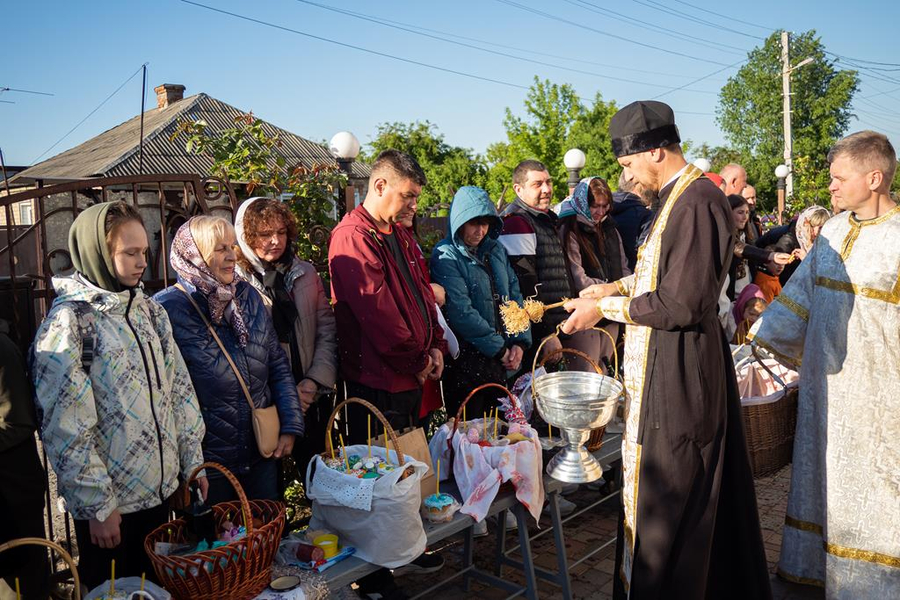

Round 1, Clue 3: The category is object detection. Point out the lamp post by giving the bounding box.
[329,131,361,217]
[780,31,814,200]
[564,148,586,195]
[692,158,712,173]
[775,164,790,225]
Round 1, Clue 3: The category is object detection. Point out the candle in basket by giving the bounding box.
[436,460,440,496]
[463,405,466,429]
[494,409,499,439]
[140,572,145,592]
[368,415,372,459]
[14,577,19,600]
[110,559,115,597]
[339,433,350,471]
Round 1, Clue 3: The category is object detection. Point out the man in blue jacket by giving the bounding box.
[611,170,653,272]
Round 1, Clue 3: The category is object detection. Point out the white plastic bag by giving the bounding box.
[85,577,171,599]
[306,444,428,568]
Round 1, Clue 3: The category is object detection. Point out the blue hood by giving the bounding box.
[447,186,503,251]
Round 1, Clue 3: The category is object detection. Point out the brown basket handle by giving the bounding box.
[0,537,81,600]
[530,324,621,400]
[447,383,518,455]
[185,462,254,536]
[323,397,405,467]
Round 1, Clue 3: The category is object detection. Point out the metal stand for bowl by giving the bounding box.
[531,327,624,483]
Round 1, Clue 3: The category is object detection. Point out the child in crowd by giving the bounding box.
[731,284,769,345]
[31,202,206,589]
[753,246,785,303]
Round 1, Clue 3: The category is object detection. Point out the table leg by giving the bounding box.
[462,523,474,593]
[548,491,573,600]
[513,503,539,600]
[495,509,508,577]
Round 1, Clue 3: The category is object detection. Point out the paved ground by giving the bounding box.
[393,465,824,600]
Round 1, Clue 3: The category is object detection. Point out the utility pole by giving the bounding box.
[781,30,794,199]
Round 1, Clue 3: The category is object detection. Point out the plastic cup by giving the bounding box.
[313,534,339,559]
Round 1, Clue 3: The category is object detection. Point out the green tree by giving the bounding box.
[486,78,620,206]
[173,113,346,266]
[363,121,487,215]
[717,30,859,210]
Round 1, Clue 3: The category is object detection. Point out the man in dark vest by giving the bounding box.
[498,160,574,366]
[562,101,771,600]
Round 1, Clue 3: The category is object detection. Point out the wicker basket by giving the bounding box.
[144,462,286,600]
[742,386,798,478]
[0,537,81,599]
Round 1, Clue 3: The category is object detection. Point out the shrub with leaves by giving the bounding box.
[173,113,347,267]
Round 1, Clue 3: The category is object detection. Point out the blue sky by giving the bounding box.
[3,0,899,167]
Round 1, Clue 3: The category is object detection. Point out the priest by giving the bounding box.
[750,130,900,598]
[562,100,771,599]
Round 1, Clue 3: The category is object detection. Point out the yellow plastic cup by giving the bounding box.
[313,534,339,559]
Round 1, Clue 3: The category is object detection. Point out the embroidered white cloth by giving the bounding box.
[430,419,543,524]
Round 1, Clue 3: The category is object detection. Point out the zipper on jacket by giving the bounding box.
[124,290,166,502]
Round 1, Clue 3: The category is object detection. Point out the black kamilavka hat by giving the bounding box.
[609,100,681,157]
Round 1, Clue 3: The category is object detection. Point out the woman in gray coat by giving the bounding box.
[234,197,338,477]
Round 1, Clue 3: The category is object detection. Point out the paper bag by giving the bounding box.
[373,426,435,504]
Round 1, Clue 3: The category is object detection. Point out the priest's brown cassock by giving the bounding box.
[598,164,772,599]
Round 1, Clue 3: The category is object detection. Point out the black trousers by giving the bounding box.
[342,381,422,445]
[0,437,49,600]
[73,503,170,591]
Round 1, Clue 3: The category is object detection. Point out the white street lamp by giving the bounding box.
[329,131,361,216]
[564,148,587,192]
[693,158,712,173]
[775,164,790,225]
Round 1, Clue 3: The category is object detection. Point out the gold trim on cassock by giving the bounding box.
[775,294,810,321]
[826,542,900,569]
[815,276,900,304]
[748,333,803,369]
[618,165,703,591]
[785,514,823,535]
[839,224,862,261]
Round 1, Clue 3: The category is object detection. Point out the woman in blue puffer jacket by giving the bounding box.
[155,216,303,504]
[430,186,531,417]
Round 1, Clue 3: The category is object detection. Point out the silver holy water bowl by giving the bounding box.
[534,371,623,483]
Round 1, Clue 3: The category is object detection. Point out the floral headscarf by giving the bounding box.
[170,219,250,347]
[557,177,600,225]
[795,205,829,254]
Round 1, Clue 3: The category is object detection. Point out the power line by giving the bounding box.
[562,0,750,55]
[492,0,733,67]
[32,63,148,163]
[652,59,746,99]
[180,0,534,92]
[293,0,720,94]
[181,1,712,121]
[366,11,705,80]
[628,0,766,42]
[665,0,776,33]
[0,87,54,96]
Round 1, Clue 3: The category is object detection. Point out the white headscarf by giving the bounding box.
[234,196,269,275]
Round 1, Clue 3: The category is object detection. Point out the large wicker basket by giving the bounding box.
[0,537,81,599]
[144,462,286,600]
[742,386,799,478]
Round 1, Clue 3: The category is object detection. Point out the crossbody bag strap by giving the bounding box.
[175,283,256,412]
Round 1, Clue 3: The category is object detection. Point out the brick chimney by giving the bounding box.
[154,84,186,110]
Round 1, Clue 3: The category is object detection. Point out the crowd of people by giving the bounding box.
[0,98,896,600]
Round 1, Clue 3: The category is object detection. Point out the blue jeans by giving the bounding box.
[205,458,278,505]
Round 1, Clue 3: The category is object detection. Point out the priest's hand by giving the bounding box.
[579,282,619,300]
[561,298,603,334]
